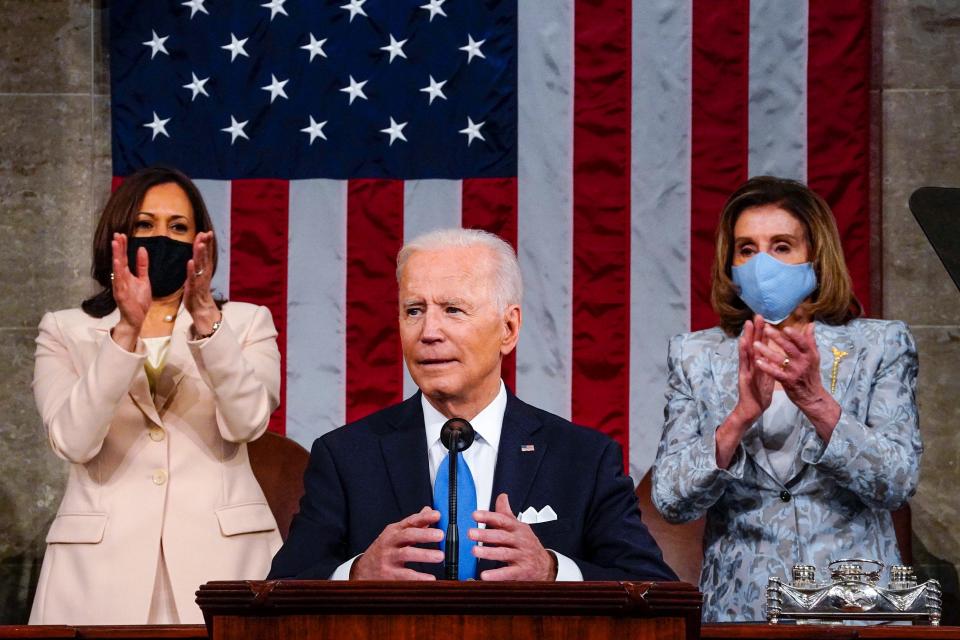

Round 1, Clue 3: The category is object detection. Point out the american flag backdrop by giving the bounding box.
[110,0,873,481]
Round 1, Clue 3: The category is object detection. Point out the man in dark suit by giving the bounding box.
[269,228,676,582]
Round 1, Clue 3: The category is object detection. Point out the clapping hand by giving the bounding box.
[110,233,151,350]
[752,323,841,437]
[183,231,221,335]
[733,315,775,424]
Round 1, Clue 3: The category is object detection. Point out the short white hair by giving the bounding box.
[396,228,523,311]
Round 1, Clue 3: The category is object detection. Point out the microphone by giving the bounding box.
[439,417,475,580]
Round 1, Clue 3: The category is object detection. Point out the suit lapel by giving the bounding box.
[780,322,862,484]
[380,394,434,518]
[814,321,861,403]
[490,394,546,513]
[478,394,546,577]
[152,307,193,413]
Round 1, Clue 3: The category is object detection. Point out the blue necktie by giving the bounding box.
[433,453,478,580]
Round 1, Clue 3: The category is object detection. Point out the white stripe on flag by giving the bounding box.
[402,179,463,400]
[630,0,693,479]
[194,179,232,299]
[748,0,808,181]
[286,179,348,448]
[515,0,573,420]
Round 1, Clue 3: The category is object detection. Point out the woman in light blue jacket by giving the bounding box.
[652,176,921,622]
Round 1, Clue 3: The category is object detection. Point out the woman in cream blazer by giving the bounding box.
[29,167,281,625]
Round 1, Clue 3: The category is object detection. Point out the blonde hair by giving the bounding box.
[711,176,862,336]
[396,228,523,311]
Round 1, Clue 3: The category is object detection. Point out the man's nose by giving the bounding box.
[419,308,444,342]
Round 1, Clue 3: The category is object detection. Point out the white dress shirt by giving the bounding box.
[332,381,582,581]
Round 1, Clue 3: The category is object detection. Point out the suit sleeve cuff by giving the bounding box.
[330,554,361,580]
[550,550,583,582]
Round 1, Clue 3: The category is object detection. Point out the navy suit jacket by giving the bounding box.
[269,392,677,581]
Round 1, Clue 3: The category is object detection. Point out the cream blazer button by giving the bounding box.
[148,426,165,442]
[152,469,168,485]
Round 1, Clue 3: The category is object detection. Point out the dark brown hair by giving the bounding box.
[81,166,219,317]
[711,176,862,336]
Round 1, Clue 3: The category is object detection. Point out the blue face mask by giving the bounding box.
[731,252,817,324]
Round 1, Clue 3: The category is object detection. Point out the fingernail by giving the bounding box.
[753,342,762,349]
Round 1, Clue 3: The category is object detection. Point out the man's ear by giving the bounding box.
[500,305,522,356]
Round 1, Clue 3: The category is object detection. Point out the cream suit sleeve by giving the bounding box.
[187,303,280,443]
[33,311,147,464]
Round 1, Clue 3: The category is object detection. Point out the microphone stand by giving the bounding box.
[439,417,474,580]
[445,430,460,580]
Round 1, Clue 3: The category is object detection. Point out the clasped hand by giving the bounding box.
[733,314,840,439]
[351,494,556,581]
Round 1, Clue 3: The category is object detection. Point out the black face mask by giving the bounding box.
[127,235,194,298]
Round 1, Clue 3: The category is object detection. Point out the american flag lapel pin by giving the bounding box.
[521,444,535,452]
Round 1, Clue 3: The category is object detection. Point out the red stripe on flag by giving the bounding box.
[461,177,519,393]
[346,179,404,423]
[572,0,631,468]
[690,1,750,331]
[807,0,872,316]
[229,179,289,435]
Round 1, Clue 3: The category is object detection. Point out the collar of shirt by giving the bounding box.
[422,381,507,513]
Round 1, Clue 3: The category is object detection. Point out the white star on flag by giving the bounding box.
[221,116,249,144]
[301,34,328,61]
[261,0,288,20]
[420,0,447,21]
[341,0,367,22]
[301,116,328,144]
[261,74,289,103]
[380,117,408,146]
[142,31,169,59]
[380,35,408,63]
[460,35,486,63]
[420,75,447,105]
[143,111,170,140]
[459,117,485,146]
[183,73,210,100]
[182,0,208,19]
[340,75,368,105]
[222,33,250,62]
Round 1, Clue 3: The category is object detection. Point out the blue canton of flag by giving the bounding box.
[110,0,518,180]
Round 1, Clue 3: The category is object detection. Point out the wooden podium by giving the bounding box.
[196,580,702,640]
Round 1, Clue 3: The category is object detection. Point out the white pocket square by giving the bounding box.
[518,505,558,524]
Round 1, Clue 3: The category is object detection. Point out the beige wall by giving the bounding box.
[0,0,111,621]
[880,1,960,620]
[0,0,957,624]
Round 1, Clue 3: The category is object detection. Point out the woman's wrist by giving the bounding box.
[193,307,223,340]
[191,305,221,336]
[111,320,141,352]
[716,410,752,469]
[799,389,841,439]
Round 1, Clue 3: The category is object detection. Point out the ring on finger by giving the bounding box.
[194,268,205,277]
[780,357,790,371]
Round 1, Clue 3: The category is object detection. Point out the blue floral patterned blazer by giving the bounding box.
[651,319,922,622]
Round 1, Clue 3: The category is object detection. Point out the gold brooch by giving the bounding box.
[830,346,849,393]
